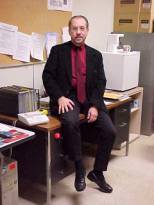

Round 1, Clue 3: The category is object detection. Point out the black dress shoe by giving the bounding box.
[87,171,113,193]
[74,173,86,192]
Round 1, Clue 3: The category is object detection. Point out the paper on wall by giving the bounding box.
[31,32,45,61]
[0,22,18,55]
[45,32,58,58]
[13,32,31,62]
[62,26,70,43]
[47,0,72,11]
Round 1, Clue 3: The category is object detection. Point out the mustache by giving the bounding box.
[75,35,83,38]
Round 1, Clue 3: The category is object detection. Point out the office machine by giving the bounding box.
[106,33,124,52]
[0,85,39,116]
[103,33,140,91]
[18,111,49,126]
[102,51,140,91]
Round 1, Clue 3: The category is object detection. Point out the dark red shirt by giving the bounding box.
[71,44,86,89]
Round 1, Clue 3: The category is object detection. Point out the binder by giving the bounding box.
[0,85,39,116]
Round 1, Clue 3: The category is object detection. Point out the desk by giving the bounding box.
[0,114,86,205]
[0,123,35,152]
[0,87,143,205]
[0,123,35,179]
[0,98,131,205]
[0,123,35,204]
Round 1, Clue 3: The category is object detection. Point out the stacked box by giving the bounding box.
[139,0,154,32]
[114,0,141,32]
[0,157,18,205]
[114,0,154,32]
[138,11,154,32]
[114,0,141,13]
[114,12,140,32]
[140,0,154,13]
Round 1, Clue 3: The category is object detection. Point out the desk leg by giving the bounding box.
[46,130,52,205]
[126,134,129,156]
[0,152,4,176]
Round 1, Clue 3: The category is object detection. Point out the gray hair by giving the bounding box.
[68,15,89,29]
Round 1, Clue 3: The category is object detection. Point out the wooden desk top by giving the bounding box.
[0,97,132,133]
[36,114,86,132]
[1,86,144,133]
[0,86,143,133]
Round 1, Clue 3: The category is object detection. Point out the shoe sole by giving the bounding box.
[87,174,112,193]
[75,184,86,192]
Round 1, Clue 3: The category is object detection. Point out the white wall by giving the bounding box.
[72,0,115,52]
[0,63,45,95]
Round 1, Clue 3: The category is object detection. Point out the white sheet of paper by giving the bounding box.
[47,0,72,11]
[0,22,18,55]
[45,32,58,58]
[62,26,70,43]
[31,32,45,61]
[0,22,18,32]
[0,123,11,132]
[13,32,31,62]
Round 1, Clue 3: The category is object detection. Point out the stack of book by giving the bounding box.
[0,85,39,116]
[104,91,124,100]
[103,90,129,101]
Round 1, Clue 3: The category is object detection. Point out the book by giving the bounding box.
[0,123,35,147]
[104,91,126,100]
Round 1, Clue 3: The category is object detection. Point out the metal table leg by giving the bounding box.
[45,130,52,205]
[126,134,129,156]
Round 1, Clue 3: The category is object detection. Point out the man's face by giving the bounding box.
[69,17,89,47]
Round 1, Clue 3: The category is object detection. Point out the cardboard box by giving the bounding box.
[114,0,141,13]
[0,157,18,205]
[138,12,154,32]
[140,0,154,13]
[114,12,140,32]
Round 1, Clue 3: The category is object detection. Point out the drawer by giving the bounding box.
[110,102,131,146]
[115,121,129,144]
[110,102,131,124]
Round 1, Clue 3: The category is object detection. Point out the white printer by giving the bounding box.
[102,34,140,91]
[102,51,140,91]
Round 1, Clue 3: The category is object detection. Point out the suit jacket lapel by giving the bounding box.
[86,45,93,86]
[64,42,72,85]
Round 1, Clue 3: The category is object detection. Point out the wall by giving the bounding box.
[0,63,45,95]
[72,0,115,51]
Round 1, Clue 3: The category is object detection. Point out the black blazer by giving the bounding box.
[42,41,107,112]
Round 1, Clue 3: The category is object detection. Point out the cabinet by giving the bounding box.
[110,101,131,153]
[110,87,143,146]
[81,87,143,155]
[127,87,143,138]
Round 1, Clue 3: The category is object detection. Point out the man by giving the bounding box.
[42,15,116,193]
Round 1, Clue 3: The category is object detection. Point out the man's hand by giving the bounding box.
[58,96,75,114]
[87,107,98,123]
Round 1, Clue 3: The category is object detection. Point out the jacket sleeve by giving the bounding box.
[42,46,63,101]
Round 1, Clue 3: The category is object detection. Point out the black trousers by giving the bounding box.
[59,98,116,172]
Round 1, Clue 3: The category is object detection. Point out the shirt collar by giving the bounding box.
[71,42,85,51]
